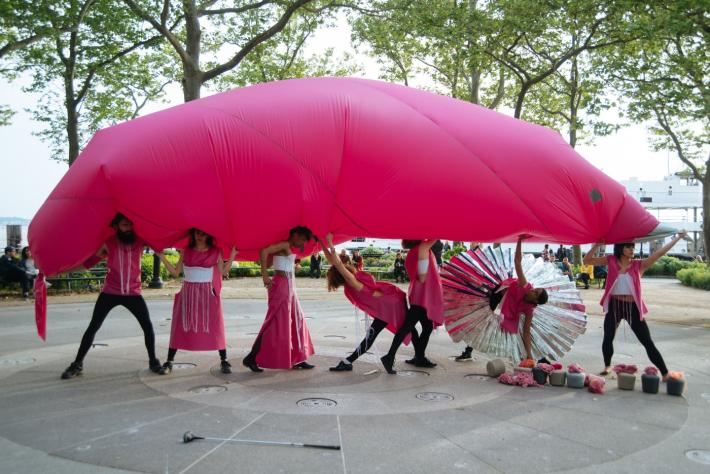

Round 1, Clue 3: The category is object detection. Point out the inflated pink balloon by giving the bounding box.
[30,77,657,276]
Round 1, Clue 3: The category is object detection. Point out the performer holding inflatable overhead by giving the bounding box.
[242,226,315,372]
[61,213,161,379]
[156,229,237,375]
[321,234,414,371]
[583,233,686,381]
[381,239,443,374]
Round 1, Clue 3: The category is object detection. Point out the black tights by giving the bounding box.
[75,293,156,364]
[602,299,668,375]
[345,318,421,363]
[166,348,227,362]
[385,305,433,359]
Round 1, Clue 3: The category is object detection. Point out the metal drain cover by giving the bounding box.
[173,363,197,370]
[91,343,109,349]
[397,370,430,377]
[324,335,346,339]
[686,450,710,465]
[297,398,337,408]
[464,374,488,381]
[416,392,454,402]
[189,385,227,394]
[0,356,35,367]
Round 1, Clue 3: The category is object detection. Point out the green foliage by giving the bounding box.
[443,246,467,262]
[677,267,710,291]
[140,253,179,282]
[643,256,703,277]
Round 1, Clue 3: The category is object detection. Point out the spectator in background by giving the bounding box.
[20,246,39,289]
[0,246,30,298]
[431,239,444,268]
[560,257,573,281]
[352,249,364,271]
[694,255,704,263]
[339,249,351,264]
[443,241,451,252]
[393,252,406,282]
[309,252,322,278]
[542,244,550,262]
[556,244,565,261]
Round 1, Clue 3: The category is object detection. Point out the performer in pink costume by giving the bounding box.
[242,226,315,372]
[157,229,237,375]
[61,213,161,379]
[321,234,412,372]
[380,239,443,374]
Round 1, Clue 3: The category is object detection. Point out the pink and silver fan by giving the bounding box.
[441,246,587,361]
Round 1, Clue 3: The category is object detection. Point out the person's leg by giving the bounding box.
[600,307,619,375]
[122,296,160,371]
[412,307,433,360]
[7,267,30,297]
[629,306,669,377]
[522,313,534,360]
[62,293,116,379]
[243,334,264,372]
[381,306,419,374]
[159,348,178,375]
[456,345,473,361]
[218,348,231,374]
[346,318,388,363]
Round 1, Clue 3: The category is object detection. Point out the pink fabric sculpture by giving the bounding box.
[28,77,660,337]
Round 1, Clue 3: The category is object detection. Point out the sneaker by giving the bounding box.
[329,361,353,372]
[220,360,232,374]
[158,361,172,375]
[149,359,162,373]
[61,362,83,380]
[455,347,473,361]
[292,361,315,370]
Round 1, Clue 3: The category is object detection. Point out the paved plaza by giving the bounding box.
[0,279,709,473]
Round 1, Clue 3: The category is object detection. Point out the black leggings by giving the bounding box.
[74,293,157,364]
[602,299,668,375]
[345,318,421,363]
[167,348,227,362]
[385,305,433,359]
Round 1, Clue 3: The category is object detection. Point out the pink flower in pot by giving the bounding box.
[613,364,638,390]
[642,366,661,394]
[587,375,606,394]
[666,371,686,396]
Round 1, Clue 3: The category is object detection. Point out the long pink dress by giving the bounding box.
[344,271,409,339]
[169,247,226,351]
[255,254,314,369]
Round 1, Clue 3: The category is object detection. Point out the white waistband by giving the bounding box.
[183,266,213,283]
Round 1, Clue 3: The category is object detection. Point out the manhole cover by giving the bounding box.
[416,392,454,402]
[173,363,197,370]
[297,398,337,408]
[91,343,109,349]
[245,332,259,336]
[464,374,488,380]
[324,335,346,339]
[701,393,710,401]
[397,370,430,378]
[686,450,710,465]
[0,356,35,367]
[189,385,227,394]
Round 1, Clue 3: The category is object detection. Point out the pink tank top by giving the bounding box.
[103,236,144,296]
[600,255,648,319]
[405,244,444,326]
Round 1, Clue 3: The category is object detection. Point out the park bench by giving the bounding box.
[46,266,108,292]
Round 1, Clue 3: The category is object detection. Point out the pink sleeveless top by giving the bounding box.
[103,236,144,296]
[600,255,647,319]
[500,279,536,333]
[405,244,444,326]
[344,272,405,318]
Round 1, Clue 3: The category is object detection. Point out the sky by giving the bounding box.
[0,13,688,220]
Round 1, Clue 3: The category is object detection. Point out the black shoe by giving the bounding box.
[220,360,232,374]
[537,357,551,365]
[61,362,82,380]
[412,357,437,368]
[158,361,172,375]
[293,361,315,370]
[329,361,353,372]
[380,354,396,374]
[149,358,162,373]
[242,355,263,373]
[456,347,473,361]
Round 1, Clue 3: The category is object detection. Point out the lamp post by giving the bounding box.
[149,253,163,289]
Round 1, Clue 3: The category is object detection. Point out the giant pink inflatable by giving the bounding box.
[30,77,658,276]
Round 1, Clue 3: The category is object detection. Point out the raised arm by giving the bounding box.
[515,235,527,287]
[418,239,436,260]
[322,234,363,291]
[158,251,183,278]
[583,242,607,266]
[641,232,687,272]
[260,241,290,289]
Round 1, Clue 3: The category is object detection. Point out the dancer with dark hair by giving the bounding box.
[61,213,161,379]
[156,229,237,375]
[584,232,686,380]
[380,239,443,374]
[242,226,315,372]
[321,234,413,371]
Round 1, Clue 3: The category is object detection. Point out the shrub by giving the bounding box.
[141,253,179,282]
[676,267,710,290]
[645,256,704,277]
[443,245,467,262]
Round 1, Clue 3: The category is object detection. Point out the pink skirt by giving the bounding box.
[169,282,226,351]
[255,275,314,369]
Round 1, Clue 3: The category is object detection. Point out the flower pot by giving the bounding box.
[486,359,506,377]
[532,367,548,385]
[617,373,636,391]
[566,372,585,388]
[513,366,532,375]
[549,370,567,386]
[641,374,660,394]
[666,378,685,396]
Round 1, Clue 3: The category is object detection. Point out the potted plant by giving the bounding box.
[532,363,553,385]
[549,362,566,386]
[641,366,660,394]
[587,375,605,394]
[486,358,506,377]
[566,363,585,388]
[666,371,686,396]
[514,358,535,375]
[613,364,638,390]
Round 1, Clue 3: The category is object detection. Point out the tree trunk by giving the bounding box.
[182,0,202,102]
[703,169,710,267]
[66,97,80,165]
[513,83,528,118]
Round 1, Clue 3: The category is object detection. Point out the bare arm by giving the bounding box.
[583,243,607,266]
[219,247,238,277]
[260,241,290,289]
[158,251,182,278]
[641,232,687,272]
[515,236,527,287]
[322,234,363,291]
